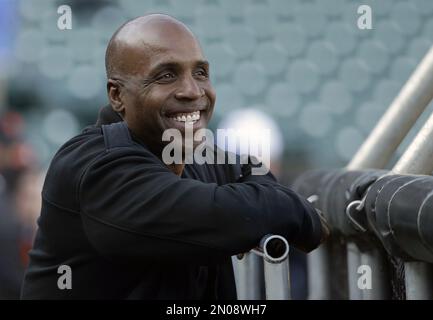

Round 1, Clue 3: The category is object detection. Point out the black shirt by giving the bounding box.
[21,106,323,299]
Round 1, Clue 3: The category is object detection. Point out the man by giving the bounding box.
[21,14,329,299]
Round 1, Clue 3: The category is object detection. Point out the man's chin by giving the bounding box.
[159,129,211,164]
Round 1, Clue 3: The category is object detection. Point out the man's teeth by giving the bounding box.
[171,111,201,122]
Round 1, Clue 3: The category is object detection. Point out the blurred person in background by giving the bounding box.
[0,112,41,299]
[217,108,309,299]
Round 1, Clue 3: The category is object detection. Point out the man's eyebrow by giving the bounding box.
[150,62,180,73]
[149,60,210,74]
[196,60,209,68]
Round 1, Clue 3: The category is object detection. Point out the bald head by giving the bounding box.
[104,14,215,159]
[105,14,200,79]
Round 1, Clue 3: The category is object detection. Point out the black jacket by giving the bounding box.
[21,106,323,299]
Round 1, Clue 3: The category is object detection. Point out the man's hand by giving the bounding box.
[306,195,330,245]
[294,208,330,253]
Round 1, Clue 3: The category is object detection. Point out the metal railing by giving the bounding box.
[305,45,433,300]
[233,234,290,300]
[233,45,433,301]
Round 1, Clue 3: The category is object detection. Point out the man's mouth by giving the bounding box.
[168,110,201,124]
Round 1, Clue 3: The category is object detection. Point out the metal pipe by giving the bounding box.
[360,243,392,299]
[348,45,433,171]
[307,242,331,299]
[345,45,433,300]
[233,253,264,300]
[404,262,433,300]
[346,245,391,299]
[391,110,433,300]
[305,193,333,300]
[392,112,433,175]
[346,242,363,300]
[252,235,290,300]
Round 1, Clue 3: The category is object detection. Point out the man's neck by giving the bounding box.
[167,163,185,176]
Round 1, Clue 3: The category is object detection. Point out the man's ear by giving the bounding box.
[107,79,125,114]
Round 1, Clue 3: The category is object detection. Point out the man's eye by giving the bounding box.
[195,69,208,78]
[157,72,176,82]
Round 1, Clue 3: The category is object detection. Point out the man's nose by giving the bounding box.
[175,75,204,100]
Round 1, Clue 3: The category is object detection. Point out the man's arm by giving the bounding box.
[79,146,323,266]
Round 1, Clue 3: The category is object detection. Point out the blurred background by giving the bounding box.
[0,0,432,299]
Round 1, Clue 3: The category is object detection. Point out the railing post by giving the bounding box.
[253,235,290,300]
[233,234,290,300]
[404,262,433,300]
[307,242,331,299]
[233,252,264,300]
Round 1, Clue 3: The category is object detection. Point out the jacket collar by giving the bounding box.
[95,105,123,127]
[95,104,158,155]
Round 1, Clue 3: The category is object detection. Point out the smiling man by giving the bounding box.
[104,15,215,175]
[21,14,329,299]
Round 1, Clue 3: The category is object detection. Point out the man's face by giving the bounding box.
[118,29,216,152]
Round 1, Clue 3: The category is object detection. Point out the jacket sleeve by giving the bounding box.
[78,146,323,265]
